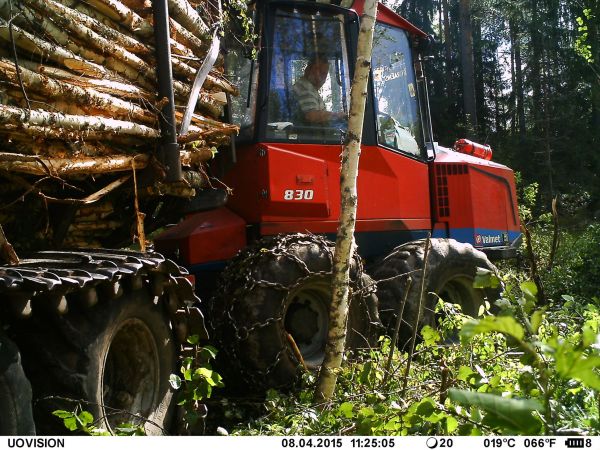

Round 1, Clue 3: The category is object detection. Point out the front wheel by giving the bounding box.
[209,234,379,391]
[371,238,500,348]
[13,288,177,435]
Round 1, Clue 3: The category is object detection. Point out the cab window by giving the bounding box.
[225,47,259,142]
[266,6,351,143]
[372,23,423,156]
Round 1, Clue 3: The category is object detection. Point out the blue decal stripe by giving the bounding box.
[448,228,521,247]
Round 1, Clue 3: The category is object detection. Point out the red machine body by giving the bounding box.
[154,0,521,267]
[431,147,520,248]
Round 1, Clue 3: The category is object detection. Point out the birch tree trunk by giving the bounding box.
[314,0,378,402]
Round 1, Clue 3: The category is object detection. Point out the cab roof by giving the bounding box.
[349,0,428,38]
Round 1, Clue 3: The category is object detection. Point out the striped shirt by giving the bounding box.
[293,77,325,122]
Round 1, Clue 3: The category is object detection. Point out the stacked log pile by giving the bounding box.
[0,0,239,250]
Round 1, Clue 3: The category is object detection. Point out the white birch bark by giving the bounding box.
[3,125,144,145]
[25,0,155,83]
[0,105,159,138]
[314,0,378,402]
[16,7,106,64]
[167,0,210,38]
[0,59,152,123]
[170,18,206,55]
[47,0,150,55]
[0,24,109,78]
[0,152,149,176]
[55,0,132,36]
[85,0,154,36]
[11,61,147,100]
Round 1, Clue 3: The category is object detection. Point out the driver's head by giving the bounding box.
[305,56,329,89]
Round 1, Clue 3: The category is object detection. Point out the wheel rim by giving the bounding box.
[102,318,159,432]
[284,281,330,368]
[438,275,481,316]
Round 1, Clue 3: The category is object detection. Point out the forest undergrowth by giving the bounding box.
[207,185,600,437]
[207,225,600,436]
[54,184,600,436]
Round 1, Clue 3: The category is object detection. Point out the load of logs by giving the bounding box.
[0,0,239,250]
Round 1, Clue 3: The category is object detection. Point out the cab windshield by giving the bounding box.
[266,6,351,143]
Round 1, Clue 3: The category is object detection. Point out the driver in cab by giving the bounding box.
[293,56,347,126]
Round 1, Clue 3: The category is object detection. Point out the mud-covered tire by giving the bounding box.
[12,288,177,435]
[209,234,379,391]
[0,334,35,435]
[371,238,499,349]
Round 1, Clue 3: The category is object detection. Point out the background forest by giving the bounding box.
[397,0,599,219]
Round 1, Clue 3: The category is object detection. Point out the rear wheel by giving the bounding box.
[0,334,35,435]
[209,234,379,391]
[371,239,499,349]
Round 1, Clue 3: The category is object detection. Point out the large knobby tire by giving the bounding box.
[209,234,379,391]
[371,238,499,349]
[12,288,177,435]
[0,334,35,435]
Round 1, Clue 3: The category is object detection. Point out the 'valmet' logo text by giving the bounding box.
[475,234,502,245]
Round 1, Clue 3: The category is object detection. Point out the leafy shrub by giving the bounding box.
[220,272,599,436]
[533,223,600,301]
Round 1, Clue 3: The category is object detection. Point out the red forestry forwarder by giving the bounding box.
[0,0,521,436]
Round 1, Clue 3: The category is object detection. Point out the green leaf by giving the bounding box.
[200,345,219,360]
[530,310,545,334]
[52,410,74,419]
[555,345,600,390]
[415,398,436,417]
[520,281,538,303]
[358,406,375,418]
[169,374,182,390]
[64,417,78,431]
[186,335,200,345]
[114,423,145,436]
[211,371,225,389]
[445,416,459,433]
[461,316,525,343]
[52,409,82,431]
[359,361,373,385]
[337,402,354,418]
[582,327,598,348]
[473,268,500,289]
[383,416,400,431]
[457,366,475,382]
[448,389,543,434]
[78,411,94,426]
[421,326,440,346]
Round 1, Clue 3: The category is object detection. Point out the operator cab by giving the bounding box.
[226,0,430,155]
[218,0,521,260]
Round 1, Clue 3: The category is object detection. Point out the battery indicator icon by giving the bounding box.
[565,438,585,448]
